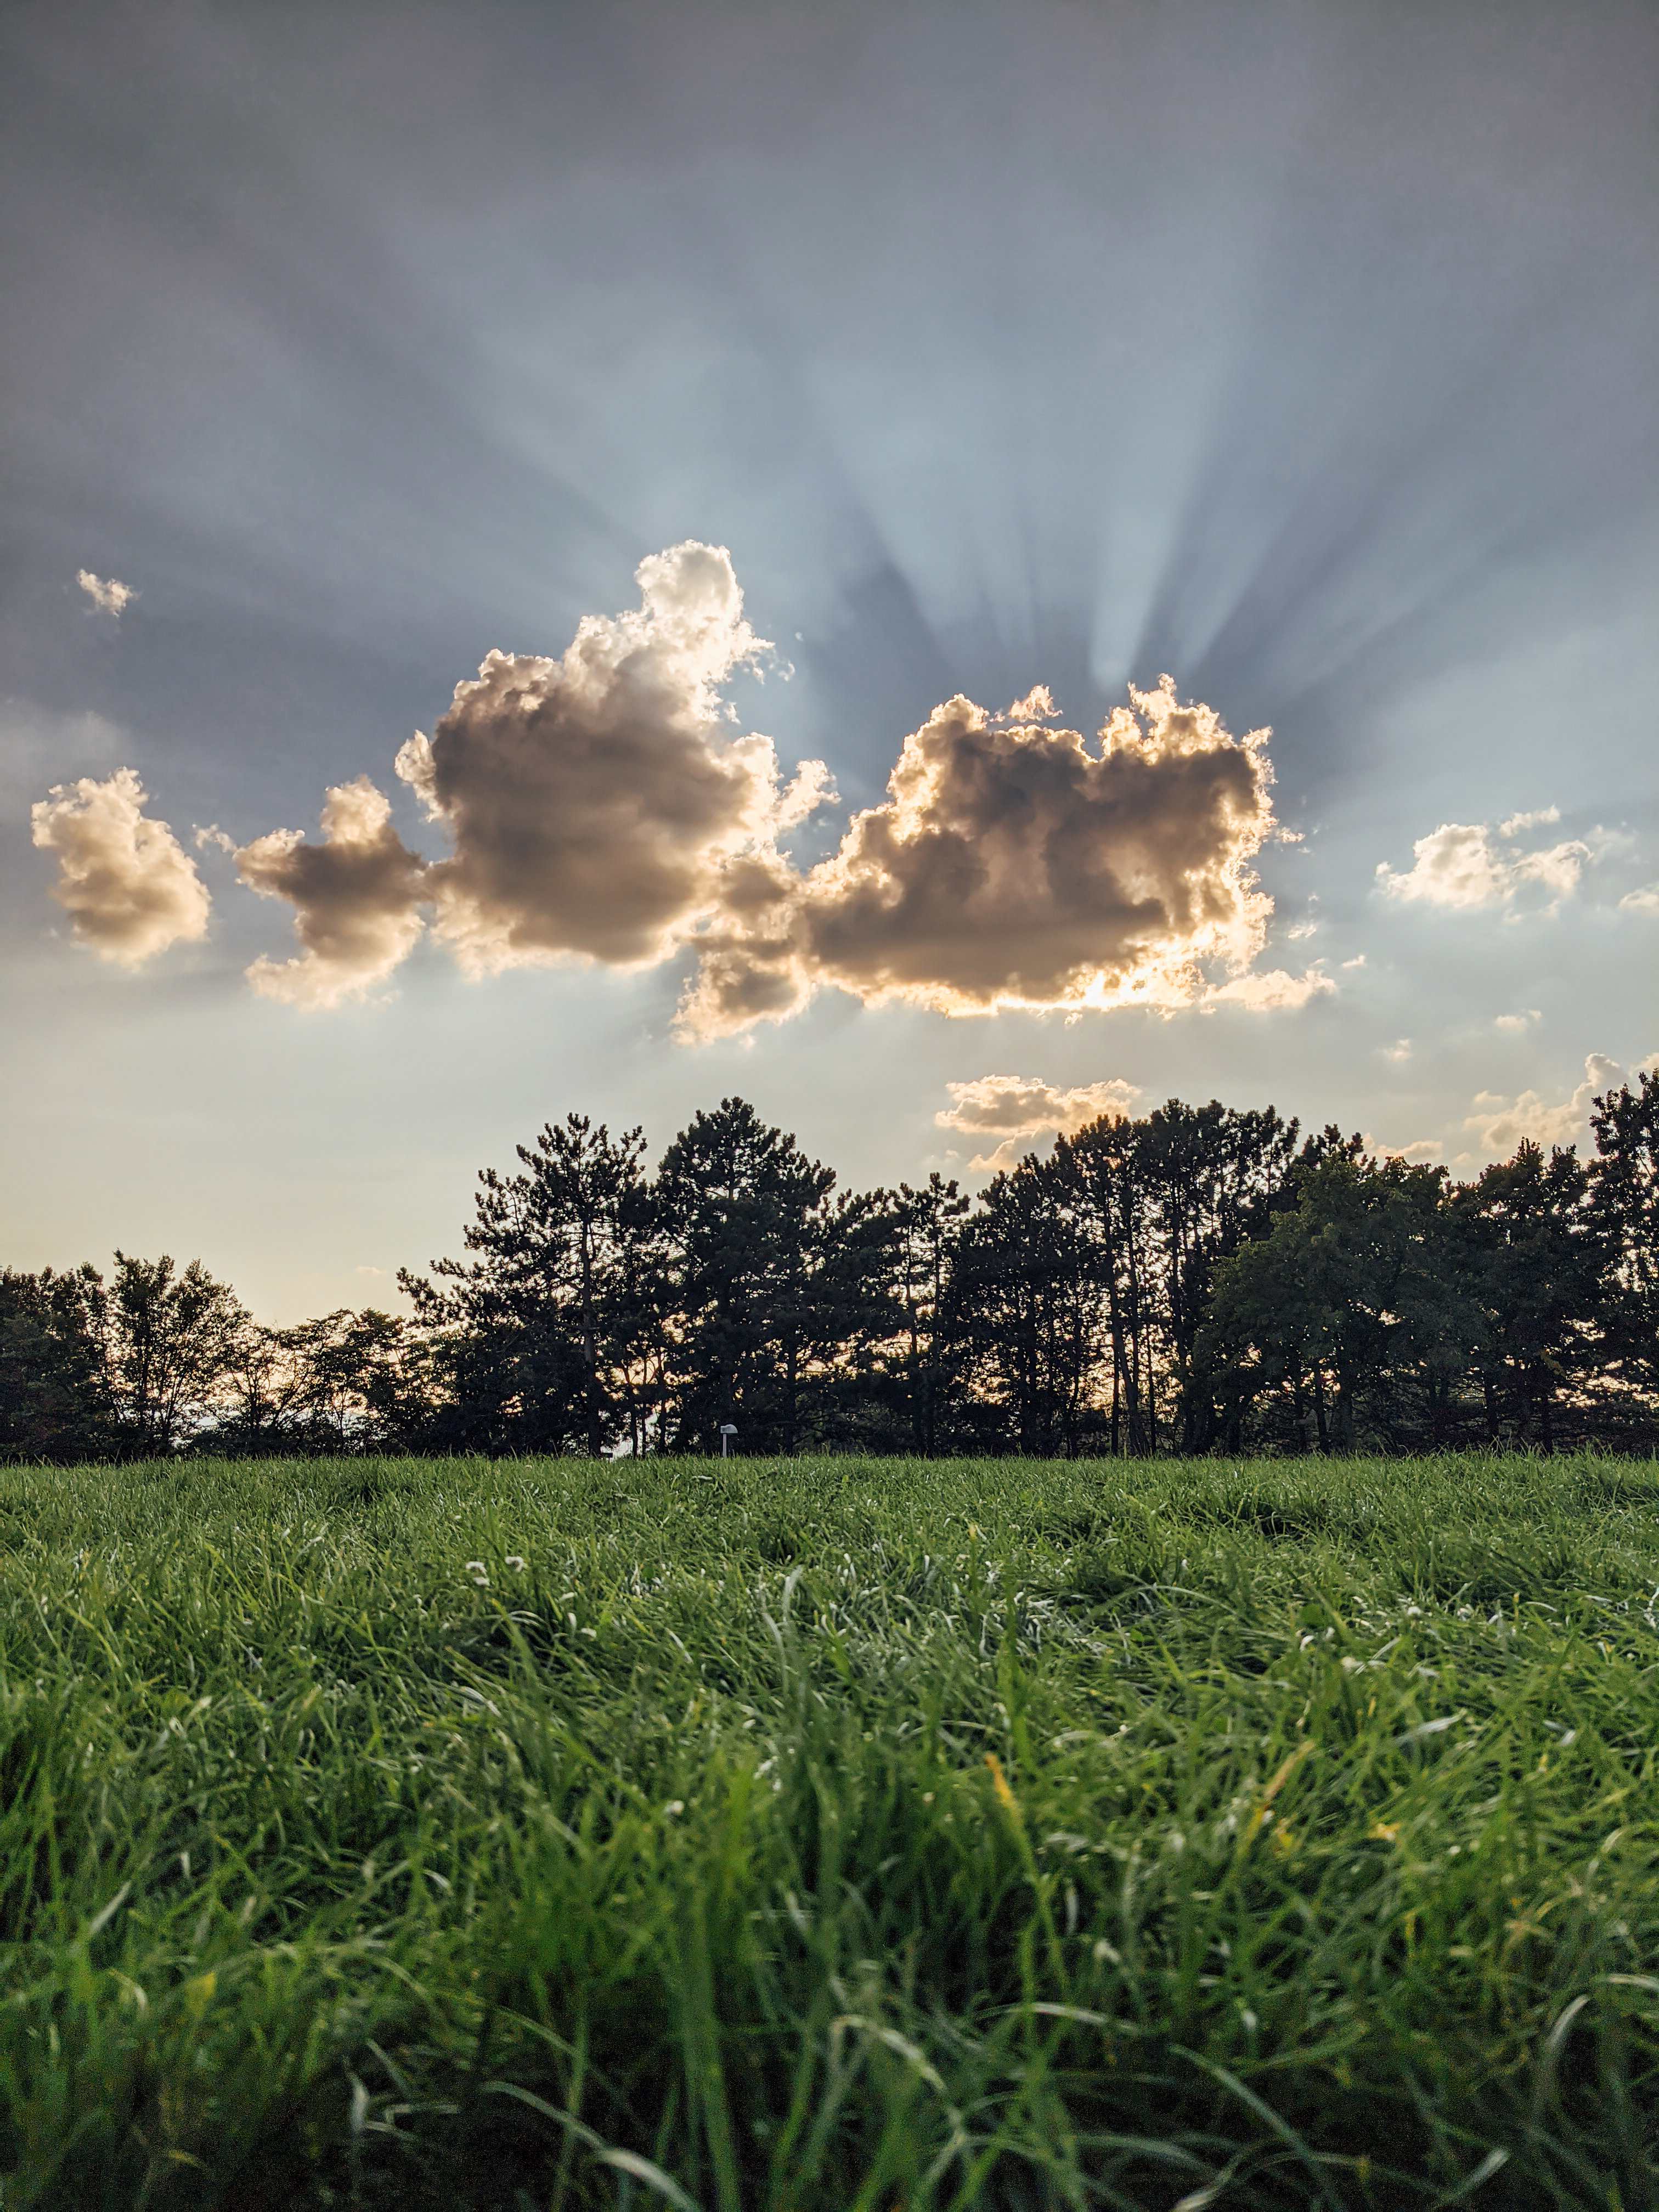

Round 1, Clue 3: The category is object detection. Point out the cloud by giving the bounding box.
[937,1072,1142,1171]
[396,541,830,976]
[1465,1052,1628,1156]
[150,546,1308,1033]
[1494,1008,1542,1032]
[679,674,1287,1037]
[77,569,134,616]
[991,685,1063,724]
[236,776,428,1006]
[30,767,210,964]
[1364,1133,1442,1163]
[1200,963,1333,1012]
[1376,812,1588,910]
[1620,884,1659,916]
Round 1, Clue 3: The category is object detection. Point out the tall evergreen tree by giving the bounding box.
[1451,1141,1602,1451]
[883,1175,971,1454]
[0,1265,112,1462]
[402,1115,647,1453]
[1134,1100,1301,1449]
[653,1098,838,1453]
[951,1158,1098,1455]
[1589,1069,1659,1407]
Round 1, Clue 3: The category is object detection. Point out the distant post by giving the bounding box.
[720,1423,737,1459]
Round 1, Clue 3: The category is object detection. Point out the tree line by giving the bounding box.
[4,1075,1656,1462]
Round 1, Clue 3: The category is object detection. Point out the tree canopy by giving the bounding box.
[5,1077,1655,1460]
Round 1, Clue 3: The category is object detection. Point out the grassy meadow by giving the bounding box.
[0,1452,1655,2210]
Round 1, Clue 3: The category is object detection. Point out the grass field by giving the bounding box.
[0,1453,1655,2210]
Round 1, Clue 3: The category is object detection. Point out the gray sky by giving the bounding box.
[4,0,1656,1319]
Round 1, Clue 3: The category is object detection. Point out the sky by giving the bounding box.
[3,0,1656,1323]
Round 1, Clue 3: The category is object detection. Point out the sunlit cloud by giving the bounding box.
[69,548,1333,1037]
[30,767,210,964]
[397,541,830,977]
[1620,883,1659,916]
[1376,809,1588,910]
[1363,1132,1442,1163]
[680,673,1294,1037]
[76,568,135,616]
[936,1073,1142,1171]
[989,685,1063,725]
[1199,963,1332,1012]
[1465,1051,1626,1156]
[1494,1008,1542,1032]
[236,776,428,1006]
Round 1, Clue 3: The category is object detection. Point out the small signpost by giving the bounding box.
[719,1424,738,1459]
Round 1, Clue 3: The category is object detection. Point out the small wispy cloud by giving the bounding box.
[1466,1052,1626,1156]
[1376,810,1588,911]
[1494,1008,1542,1033]
[936,1073,1141,1171]
[1199,964,1333,1012]
[77,569,135,617]
[1363,1132,1442,1163]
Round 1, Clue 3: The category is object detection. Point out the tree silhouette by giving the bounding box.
[1589,1070,1659,1406]
[5,1079,1656,1463]
[1452,1141,1601,1451]
[653,1097,838,1453]
[401,1115,646,1453]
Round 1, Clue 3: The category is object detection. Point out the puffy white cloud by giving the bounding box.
[1376,812,1589,910]
[77,569,134,616]
[30,766,210,964]
[679,675,1285,1038]
[937,1072,1142,1171]
[236,777,428,1006]
[1465,1052,1627,1156]
[1199,964,1333,1012]
[1620,883,1659,916]
[396,541,830,975]
[1363,1133,1442,1163]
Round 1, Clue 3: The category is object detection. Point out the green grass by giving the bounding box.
[0,1453,1655,2210]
